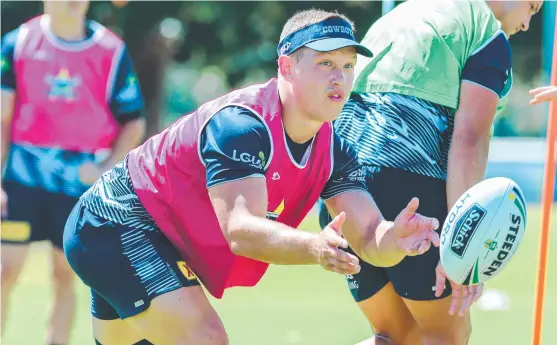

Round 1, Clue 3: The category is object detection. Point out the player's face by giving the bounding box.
[290,47,356,123]
[499,1,542,36]
[44,0,90,21]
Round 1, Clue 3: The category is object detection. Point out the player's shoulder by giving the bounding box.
[456,0,501,42]
[214,105,266,126]
[205,105,270,142]
[88,20,125,50]
[2,27,20,48]
[331,131,357,157]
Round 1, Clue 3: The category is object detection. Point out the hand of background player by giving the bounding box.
[434,260,484,316]
[1,186,7,218]
[529,85,557,105]
[317,212,361,275]
[78,163,106,185]
[393,197,440,256]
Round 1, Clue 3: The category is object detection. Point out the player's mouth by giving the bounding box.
[327,90,345,102]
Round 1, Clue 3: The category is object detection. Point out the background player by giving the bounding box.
[318,1,543,344]
[63,9,440,345]
[0,1,145,344]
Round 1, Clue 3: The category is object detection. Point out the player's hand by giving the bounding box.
[78,163,105,185]
[434,260,484,316]
[393,197,440,256]
[529,85,557,105]
[1,186,7,218]
[317,212,361,275]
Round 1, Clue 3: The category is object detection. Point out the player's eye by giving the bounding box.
[320,60,333,66]
[344,63,354,69]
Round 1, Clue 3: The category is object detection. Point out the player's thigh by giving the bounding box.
[0,243,30,284]
[126,285,227,345]
[402,297,471,345]
[50,245,76,285]
[1,181,46,247]
[64,202,224,344]
[346,259,419,345]
[93,317,143,345]
[1,182,43,280]
[357,282,421,345]
[91,290,143,345]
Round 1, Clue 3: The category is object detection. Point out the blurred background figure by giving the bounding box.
[0,1,145,344]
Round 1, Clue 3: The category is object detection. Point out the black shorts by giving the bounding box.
[1,181,79,249]
[318,167,451,302]
[63,200,200,320]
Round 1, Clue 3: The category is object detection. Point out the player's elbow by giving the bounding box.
[224,213,255,257]
[451,126,490,153]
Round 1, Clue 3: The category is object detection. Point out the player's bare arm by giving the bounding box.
[446,82,500,209]
[440,81,499,315]
[529,85,557,104]
[102,118,145,169]
[324,190,440,268]
[208,178,360,275]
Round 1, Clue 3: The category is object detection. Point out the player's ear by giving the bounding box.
[278,55,294,82]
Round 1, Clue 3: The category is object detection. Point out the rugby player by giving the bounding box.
[318,1,543,344]
[1,1,145,344]
[63,9,440,345]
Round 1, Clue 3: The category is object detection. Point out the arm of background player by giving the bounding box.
[205,108,357,272]
[446,31,509,209]
[529,85,557,104]
[1,29,18,179]
[102,46,146,170]
[323,136,439,267]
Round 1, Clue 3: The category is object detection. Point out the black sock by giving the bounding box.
[94,340,101,345]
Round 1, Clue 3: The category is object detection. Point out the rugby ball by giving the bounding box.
[440,177,527,285]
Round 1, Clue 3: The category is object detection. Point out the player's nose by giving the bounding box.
[521,18,531,32]
[331,67,346,87]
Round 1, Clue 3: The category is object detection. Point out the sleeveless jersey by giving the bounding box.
[127,78,334,298]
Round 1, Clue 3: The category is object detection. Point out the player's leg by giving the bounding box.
[0,244,29,332]
[124,286,227,345]
[403,298,471,345]
[318,201,421,345]
[374,168,471,345]
[48,248,76,344]
[0,182,41,333]
[64,201,228,345]
[90,290,144,345]
[46,192,80,345]
[350,273,421,345]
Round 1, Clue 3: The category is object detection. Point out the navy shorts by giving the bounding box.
[1,181,79,249]
[63,200,200,320]
[318,167,451,302]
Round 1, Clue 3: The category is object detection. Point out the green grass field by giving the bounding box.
[2,205,556,345]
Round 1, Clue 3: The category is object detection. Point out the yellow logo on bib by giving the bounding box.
[177,261,197,281]
[1,221,31,242]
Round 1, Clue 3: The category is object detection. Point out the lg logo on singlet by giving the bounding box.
[231,150,265,169]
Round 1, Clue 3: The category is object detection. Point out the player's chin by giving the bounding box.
[320,104,345,122]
